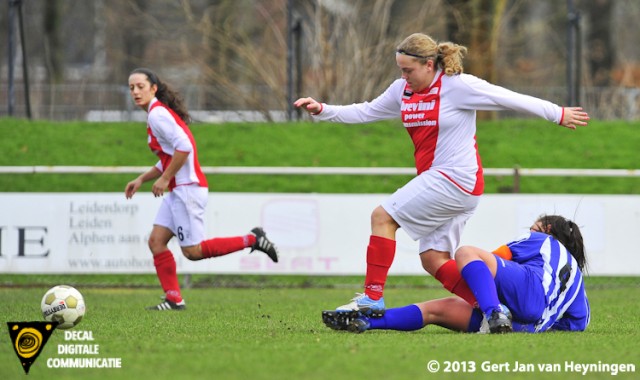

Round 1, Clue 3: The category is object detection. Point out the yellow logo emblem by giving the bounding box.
[7,322,58,374]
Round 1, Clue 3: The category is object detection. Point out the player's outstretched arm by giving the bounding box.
[560,107,589,130]
[293,97,323,115]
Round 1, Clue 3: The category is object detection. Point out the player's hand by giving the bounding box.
[151,177,170,197]
[560,107,589,130]
[293,97,323,115]
[125,179,142,199]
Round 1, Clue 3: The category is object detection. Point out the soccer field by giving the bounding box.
[1,276,638,380]
[1,117,639,379]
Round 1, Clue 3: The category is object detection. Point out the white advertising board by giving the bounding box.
[0,193,638,275]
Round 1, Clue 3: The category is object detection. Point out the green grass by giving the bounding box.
[1,276,639,380]
[1,118,639,378]
[1,117,639,193]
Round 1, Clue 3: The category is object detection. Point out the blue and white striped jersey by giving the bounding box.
[502,232,590,332]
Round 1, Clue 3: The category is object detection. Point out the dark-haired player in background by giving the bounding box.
[126,68,278,311]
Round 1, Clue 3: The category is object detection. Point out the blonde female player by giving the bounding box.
[126,68,278,311]
[294,33,589,315]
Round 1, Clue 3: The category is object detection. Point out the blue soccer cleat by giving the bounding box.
[347,316,371,334]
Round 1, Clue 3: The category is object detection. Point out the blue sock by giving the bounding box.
[368,304,424,331]
[460,260,500,317]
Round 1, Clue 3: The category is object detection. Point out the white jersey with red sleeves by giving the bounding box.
[313,71,563,195]
[147,98,208,190]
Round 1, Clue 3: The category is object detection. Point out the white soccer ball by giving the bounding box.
[41,285,86,330]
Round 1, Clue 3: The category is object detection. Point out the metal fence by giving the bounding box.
[1,165,639,194]
[1,84,639,122]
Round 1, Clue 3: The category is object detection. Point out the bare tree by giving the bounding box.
[43,0,63,84]
[2,0,638,120]
[586,0,613,86]
[179,0,288,119]
[121,0,151,80]
[297,0,445,105]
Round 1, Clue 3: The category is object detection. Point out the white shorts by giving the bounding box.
[153,185,208,247]
[381,170,480,255]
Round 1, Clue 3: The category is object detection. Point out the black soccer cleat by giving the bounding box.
[322,310,375,332]
[322,310,356,331]
[487,309,512,333]
[322,310,363,332]
[250,227,279,263]
[146,298,186,311]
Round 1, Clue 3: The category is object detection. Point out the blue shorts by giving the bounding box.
[494,255,546,324]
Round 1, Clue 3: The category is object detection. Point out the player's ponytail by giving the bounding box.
[396,34,467,77]
[130,68,192,124]
[539,215,587,272]
[437,42,467,76]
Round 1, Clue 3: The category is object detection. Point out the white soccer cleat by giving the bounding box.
[335,293,385,317]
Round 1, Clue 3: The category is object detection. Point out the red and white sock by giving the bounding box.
[435,259,477,306]
[200,234,256,259]
[364,235,396,300]
[153,250,182,303]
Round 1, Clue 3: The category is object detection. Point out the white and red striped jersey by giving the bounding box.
[147,98,208,190]
[313,71,563,195]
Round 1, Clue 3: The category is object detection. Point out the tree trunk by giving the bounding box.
[587,0,613,86]
[43,0,63,84]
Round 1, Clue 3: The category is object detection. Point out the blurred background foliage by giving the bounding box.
[0,0,639,121]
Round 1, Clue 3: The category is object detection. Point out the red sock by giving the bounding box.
[153,250,182,303]
[201,235,255,259]
[434,259,477,306]
[364,235,396,300]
